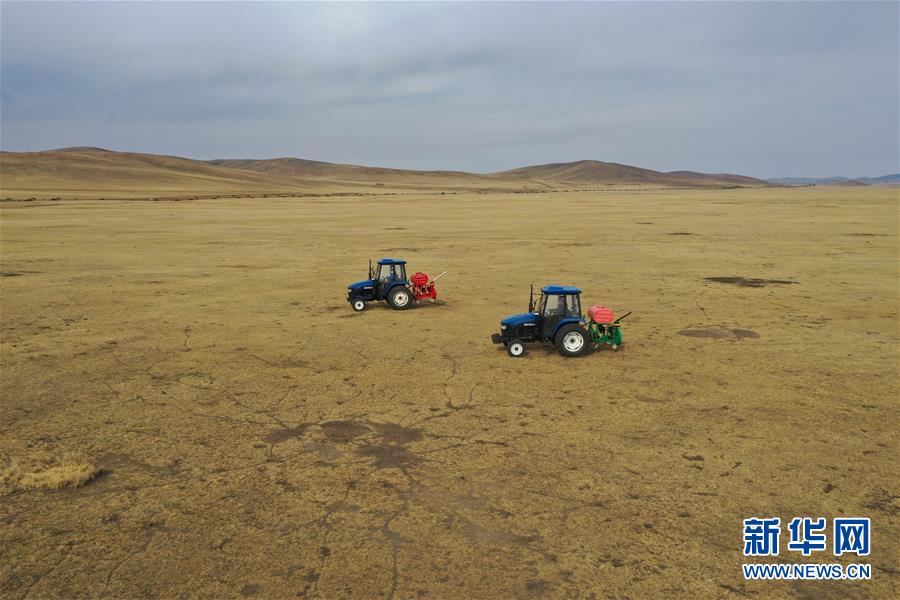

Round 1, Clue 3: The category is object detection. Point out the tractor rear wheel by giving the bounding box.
[351,298,367,312]
[556,324,588,357]
[507,339,526,357]
[388,287,413,310]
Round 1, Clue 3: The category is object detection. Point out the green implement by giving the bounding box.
[587,311,631,350]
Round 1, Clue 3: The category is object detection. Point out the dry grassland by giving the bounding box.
[1,186,897,598]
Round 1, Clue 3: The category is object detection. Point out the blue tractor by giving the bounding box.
[347,258,414,312]
[491,285,591,357]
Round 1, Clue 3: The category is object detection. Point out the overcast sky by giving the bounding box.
[2,1,898,177]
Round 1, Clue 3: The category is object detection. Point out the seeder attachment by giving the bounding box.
[587,305,630,350]
[410,271,446,302]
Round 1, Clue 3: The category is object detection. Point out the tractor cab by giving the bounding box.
[374,259,407,298]
[535,286,583,339]
[491,285,589,357]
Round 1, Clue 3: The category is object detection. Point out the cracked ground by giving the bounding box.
[1,187,898,598]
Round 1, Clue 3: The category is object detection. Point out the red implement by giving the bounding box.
[411,271,438,301]
[588,305,615,324]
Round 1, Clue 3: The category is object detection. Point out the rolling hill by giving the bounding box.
[491,160,767,188]
[0,147,346,198]
[209,157,515,188]
[861,174,900,185]
[768,174,899,186]
[1,148,769,200]
[0,148,537,199]
[826,179,868,187]
[665,170,768,187]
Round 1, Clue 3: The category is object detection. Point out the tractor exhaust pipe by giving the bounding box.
[528,284,534,313]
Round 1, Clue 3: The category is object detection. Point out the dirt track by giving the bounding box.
[1,187,898,598]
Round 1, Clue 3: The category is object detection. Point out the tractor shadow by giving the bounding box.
[496,343,605,359]
[342,300,448,315]
[412,300,448,310]
[374,299,449,312]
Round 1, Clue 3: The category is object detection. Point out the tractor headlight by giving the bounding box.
[500,324,507,330]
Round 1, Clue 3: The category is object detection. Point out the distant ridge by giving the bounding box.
[0,147,343,197]
[491,159,768,187]
[863,174,900,185]
[50,146,113,153]
[827,180,868,187]
[212,157,768,188]
[209,157,502,185]
[2,147,774,199]
[665,170,766,186]
[768,174,899,186]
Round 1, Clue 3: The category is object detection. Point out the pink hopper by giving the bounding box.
[588,305,615,324]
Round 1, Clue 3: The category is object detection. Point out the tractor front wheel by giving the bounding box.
[557,324,588,357]
[507,339,526,357]
[351,298,367,312]
[388,287,413,310]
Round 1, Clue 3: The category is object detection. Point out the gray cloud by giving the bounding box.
[2,1,897,177]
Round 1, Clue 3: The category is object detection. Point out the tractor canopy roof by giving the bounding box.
[377,258,407,265]
[541,285,581,295]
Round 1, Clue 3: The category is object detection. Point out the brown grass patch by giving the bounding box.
[677,328,760,340]
[704,276,796,288]
[1,451,101,494]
